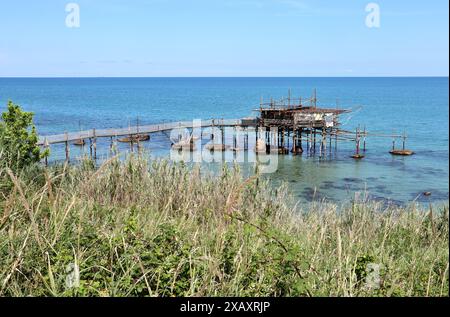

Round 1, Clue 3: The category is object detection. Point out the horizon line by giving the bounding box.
[0,75,449,79]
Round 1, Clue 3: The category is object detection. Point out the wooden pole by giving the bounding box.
[335,128,338,152]
[287,129,290,149]
[319,130,322,157]
[211,119,215,144]
[306,127,310,154]
[299,130,302,151]
[65,132,69,162]
[292,126,296,153]
[93,128,97,160]
[267,127,271,153]
[89,138,93,159]
[402,132,406,150]
[44,138,49,167]
[329,128,332,154]
[313,128,317,153]
[363,125,366,152]
[137,117,141,154]
[244,127,248,151]
[356,127,360,155]
[278,129,280,148]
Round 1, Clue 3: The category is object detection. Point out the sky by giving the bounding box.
[0,0,448,77]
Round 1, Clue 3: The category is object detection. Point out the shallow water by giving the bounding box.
[0,77,448,204]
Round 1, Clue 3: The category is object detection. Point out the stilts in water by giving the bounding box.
[390,131,414,156]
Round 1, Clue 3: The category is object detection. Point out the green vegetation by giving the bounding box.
[0,101,48,171]
[0,154,448,297]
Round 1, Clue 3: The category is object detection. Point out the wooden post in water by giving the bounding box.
[299,128,303,152]
[306,128,310,154]
[292,126,296,153]
[277,129,280,149]
[355,127,360,155]
[110,136,114,156]
[265,128,268,146]
[363,125,367,152]
[287,129,290,149]
[137,117,141,154]
[65,132,70,162]
[44,138,49,167]
[402,131,406,150]
[89,137,93,159]
[329,128,332,154]
[313,128,316,153]
[335,128,338,152]
[137,138,141,154]
[319,130,322,157]
[211,119,215,144]
[93,128,97,160]
[244,127,248,151]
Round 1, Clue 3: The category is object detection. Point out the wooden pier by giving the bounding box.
[38,119,253,146]
[38,90,413,163]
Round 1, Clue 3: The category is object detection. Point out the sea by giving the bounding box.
[0,77,448,205]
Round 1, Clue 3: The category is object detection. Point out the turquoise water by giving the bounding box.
[0,77,448,204]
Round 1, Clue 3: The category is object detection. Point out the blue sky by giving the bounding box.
[0,0,448,77]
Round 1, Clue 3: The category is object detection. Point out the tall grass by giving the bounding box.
[0,154,448,297]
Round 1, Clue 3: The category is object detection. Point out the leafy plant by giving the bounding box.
[0,100,48,170]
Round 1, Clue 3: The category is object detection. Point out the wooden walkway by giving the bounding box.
[37,116,410,164]
[38,118,257,146]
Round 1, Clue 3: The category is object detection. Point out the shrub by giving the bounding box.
[0,101,48,170]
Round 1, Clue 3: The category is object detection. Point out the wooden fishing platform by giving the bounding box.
[37,90,413,163]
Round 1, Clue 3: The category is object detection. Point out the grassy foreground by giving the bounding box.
[0,155,448,297]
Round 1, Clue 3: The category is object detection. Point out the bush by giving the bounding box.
[0,101,48,171]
